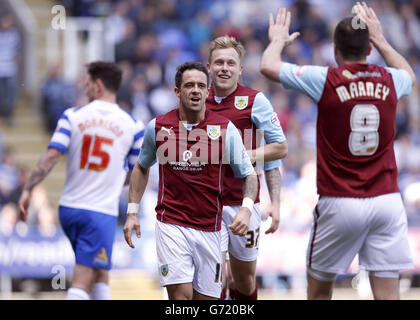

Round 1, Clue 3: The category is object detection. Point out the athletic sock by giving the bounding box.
[233,283,258,300]
[220,287,227,300]
[90,282,111,300]
[229,287,237,300]
[66,287,90,300]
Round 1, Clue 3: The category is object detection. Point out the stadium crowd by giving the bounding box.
[1,0,420,242]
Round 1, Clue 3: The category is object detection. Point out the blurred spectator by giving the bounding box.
[0,146,19,207]
[0,202,18,236]
[104,1,130,47]
[129,73,152,124]
[37,205,58,237]
[148,83,177,115]
[115,19,138,63]
[41,65,79,133]
[0,13,20,126]
[0,129,4,159]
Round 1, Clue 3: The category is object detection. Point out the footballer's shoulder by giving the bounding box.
[236,83,260,97]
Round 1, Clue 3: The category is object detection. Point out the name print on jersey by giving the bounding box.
[335,75,390,102]
[78,118,124,138]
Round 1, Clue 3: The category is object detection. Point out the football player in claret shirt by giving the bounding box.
[18,61,145,300]
[124,62,257,300]
[206,36,288,300]
[261,2,416,300]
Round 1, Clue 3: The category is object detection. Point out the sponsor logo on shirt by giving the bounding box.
[293,66,306,76]
[183,150,193,162]
[234,96,249,110]
[271,113,281,127]
[342,69,382,80]
[160,126,173,135]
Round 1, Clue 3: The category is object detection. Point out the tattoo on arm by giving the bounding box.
[24,150,62,191]
[242,173,258,201]
[265,168,281,204]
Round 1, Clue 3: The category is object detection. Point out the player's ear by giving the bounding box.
[174,86,180,98]
[95,78,104,94]
[367,43,373,56]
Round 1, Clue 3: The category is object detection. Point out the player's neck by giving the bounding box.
[94,92,117,105]
[338,57,367,66]
[212,83,238,98]
[178,107,206,124]
[341,61,367,66]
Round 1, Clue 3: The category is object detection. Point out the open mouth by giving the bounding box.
[190,97,201,103]
[218,74,230,79]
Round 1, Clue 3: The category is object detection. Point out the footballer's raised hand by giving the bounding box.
[353,2,384,46]
[268,8,300,46]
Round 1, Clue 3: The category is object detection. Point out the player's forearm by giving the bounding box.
[260,39,286,83]
[373,37,416,84]
[265,168,281,205]
[242,172,258,202]
[249,141,288,163]
[23,148,62,192]
[128,162,149,204]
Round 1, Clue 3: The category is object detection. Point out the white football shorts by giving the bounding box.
[155,220,222,298]
[307,192,413,275]
[221,203,261,262]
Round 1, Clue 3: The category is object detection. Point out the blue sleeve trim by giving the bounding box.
[58,127,71,137]
[48,142,67,153]
[129,148,141,156]
[134,130,145,141]
[59,113,70,122]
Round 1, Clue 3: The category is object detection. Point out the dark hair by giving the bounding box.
[87,61,122,93]
[334,17,370,61]
[175,62,209,89]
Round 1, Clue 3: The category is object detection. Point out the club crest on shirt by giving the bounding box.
[161,264,169,277]
[234,96,248,110]
[94,248,109,265]
[207,125,221,140]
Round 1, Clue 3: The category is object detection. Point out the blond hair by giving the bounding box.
[208,35,245,63]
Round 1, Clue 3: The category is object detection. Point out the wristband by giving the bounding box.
[127,203,139,215]
[241,197,254,212]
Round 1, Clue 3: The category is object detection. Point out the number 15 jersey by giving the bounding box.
[48,100,145,216]
[279,62,412,197]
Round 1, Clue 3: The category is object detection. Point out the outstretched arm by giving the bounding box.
[229,172,258,237]
[264,168,281,234]
[18,148,62,221]
[123,162,150,248]
[260,8,300,82]
[248,141,288,163]
[354,1,416,85]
